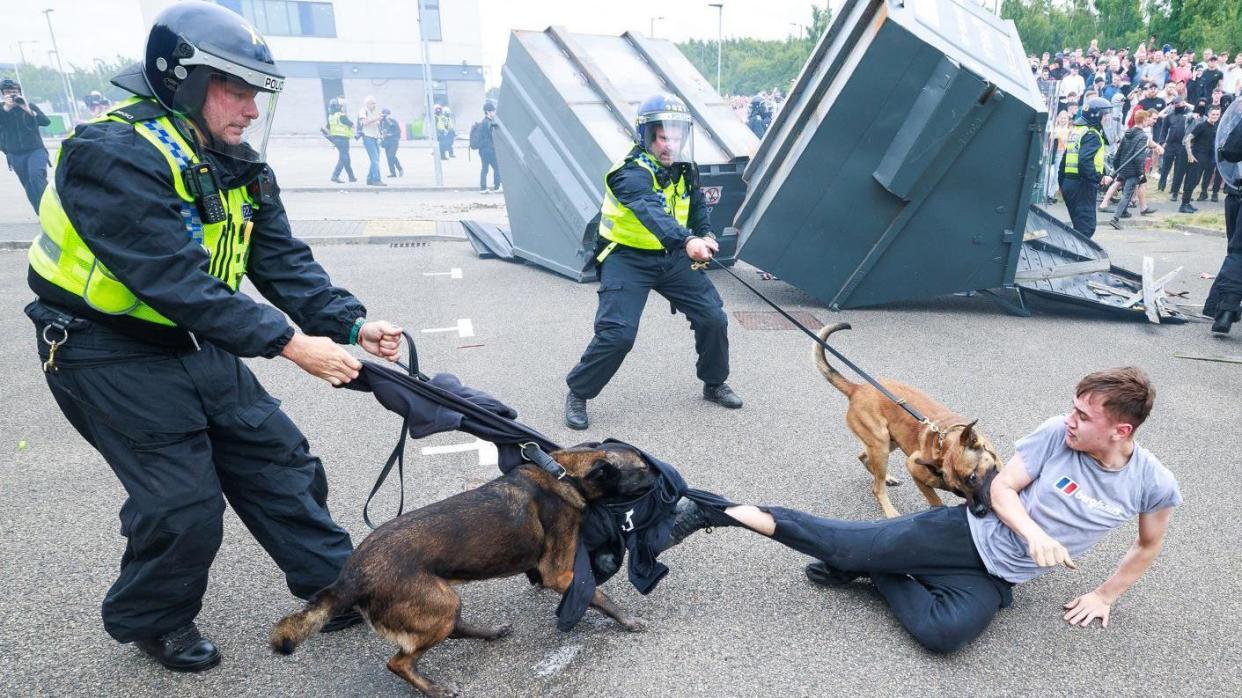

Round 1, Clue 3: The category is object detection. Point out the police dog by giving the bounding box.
[813,323,1001,518]
[271,443,655,697]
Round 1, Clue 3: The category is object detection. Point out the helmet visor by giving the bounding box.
[172,71,279,164]
[641,115,694,167]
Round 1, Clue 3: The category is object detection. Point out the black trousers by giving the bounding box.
[567,246,729,399]
[5,148,49,213]
[1205,190,1242,316]
[383,139,403,176]
[1183,159,1218,202]
[1060,176,1099,237]
[479,149,500,190]
[1159,143,1187,194]
[766,505,1013,654]
[330,136,354,181]
[28,303,353,643]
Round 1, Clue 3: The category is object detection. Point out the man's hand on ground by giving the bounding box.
[686,236,716,262]
[1027,529,1078,569]
[1063,591,1112,628]
[358,320,404,361]
[281,333,362,386]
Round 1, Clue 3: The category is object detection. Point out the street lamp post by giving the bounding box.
[649,16,664,38]
[14,40,39,91]
[43,9,78,122]
[708,3,723,95]
[416,0,443,186]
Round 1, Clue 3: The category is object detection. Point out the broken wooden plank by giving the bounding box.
[1141,257,1159,323]
[1173,352,1242,365]
[1014,258,1112,281]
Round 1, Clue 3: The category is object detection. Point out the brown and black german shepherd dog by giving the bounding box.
[271,443,655,697]
[813,323,1002,518]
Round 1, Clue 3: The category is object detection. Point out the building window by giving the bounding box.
[419,1,442,42]
[218,1,337,38]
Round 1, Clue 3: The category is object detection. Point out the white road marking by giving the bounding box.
[421,319,474,337]
[533,644,582,678]
[422,267,463,279]
[420,438,498,466]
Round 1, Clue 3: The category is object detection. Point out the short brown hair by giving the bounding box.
[1075,367,1155,429]
[1133,109,1150,124]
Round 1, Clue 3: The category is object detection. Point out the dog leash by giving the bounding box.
[694,257,938,430]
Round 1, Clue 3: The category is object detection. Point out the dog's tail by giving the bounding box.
[270,585,355,656]
[812,323,857,397]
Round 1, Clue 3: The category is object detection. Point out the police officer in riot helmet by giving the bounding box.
[24,1,404,672]
[564,93,741,430]
[1059,96,1114,237]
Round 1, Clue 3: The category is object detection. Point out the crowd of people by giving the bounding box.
[1036,41,1240,225]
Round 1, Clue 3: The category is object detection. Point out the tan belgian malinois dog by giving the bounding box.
[813,323,1002,518]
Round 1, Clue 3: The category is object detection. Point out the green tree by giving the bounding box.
[677,3,833,96]
[0,56,136,113]
[1001,0,1240,56]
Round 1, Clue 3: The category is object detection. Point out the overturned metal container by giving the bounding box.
[494,27,759,281]
[734,0,1046,308]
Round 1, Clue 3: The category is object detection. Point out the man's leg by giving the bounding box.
[37,331,223,644]
[1169,145,1188,198]
[1158,146,1175,189]
[871,571,1008,653]
[204,355,353,599]
[654,257,730,388]
[17,148,49,212]
[1062,178,1097,237]
[1182,162,1203,207]
[1110,178,1138,225]
[479,154,489,191]
[566,250,656,400]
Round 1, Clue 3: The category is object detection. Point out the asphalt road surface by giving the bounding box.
[2,223,1240,696]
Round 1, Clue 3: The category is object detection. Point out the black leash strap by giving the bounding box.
[364,330,568,528]
[704,258,931,426]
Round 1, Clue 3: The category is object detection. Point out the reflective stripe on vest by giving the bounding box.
[1064,125,1105,176]
[328,112,352,138]
[28,97,256,326]
[598,151,690,251]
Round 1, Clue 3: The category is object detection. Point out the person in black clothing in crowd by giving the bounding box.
[476,100,501,194]
[1206,99,1242,334]
[1181,106,1221,211]
[0,78,51,212]
[24,4,405,673]
[379,107,404,178]
[1201,55,1225,95]
[747,96,769,138]
[1136,82,1166,117]
[1187,65,1208,105]
[1059,97,1114,237]
[1157,97,1192,197]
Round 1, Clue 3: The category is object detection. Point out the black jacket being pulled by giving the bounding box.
[29,113,365,357]
[0,100,50,153]
[607,145,714,250]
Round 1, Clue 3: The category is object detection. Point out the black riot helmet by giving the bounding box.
[113,1,284,163]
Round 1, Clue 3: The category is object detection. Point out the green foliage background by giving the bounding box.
[677,4,833,96]
[1000,0,1242,55]
[1,56,135,113]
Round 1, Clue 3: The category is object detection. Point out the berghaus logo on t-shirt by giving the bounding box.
[1055,477,1079,495]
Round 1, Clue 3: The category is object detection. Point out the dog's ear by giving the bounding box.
[583,458,618,484]
[959,420,979,448]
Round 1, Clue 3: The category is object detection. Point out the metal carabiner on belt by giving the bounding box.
[42,323,69,373]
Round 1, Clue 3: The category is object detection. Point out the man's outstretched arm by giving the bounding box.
[1062,507,1173,628]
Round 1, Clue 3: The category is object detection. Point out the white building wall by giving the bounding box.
[135,0,485,134]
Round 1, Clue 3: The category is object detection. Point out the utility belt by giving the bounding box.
[28,269,200,353]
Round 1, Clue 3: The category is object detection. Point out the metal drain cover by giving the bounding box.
[732,310,822,330]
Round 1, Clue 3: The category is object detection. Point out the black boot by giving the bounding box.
[1179,203,1198,214]
[1212,309,1240,334]
[565,392,588,430]
[703,382,743,408]
[804,561,863,588]
[660,499,713,552]
[134,623,220,673]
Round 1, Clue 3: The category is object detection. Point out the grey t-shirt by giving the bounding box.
[968,416,1181,584]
